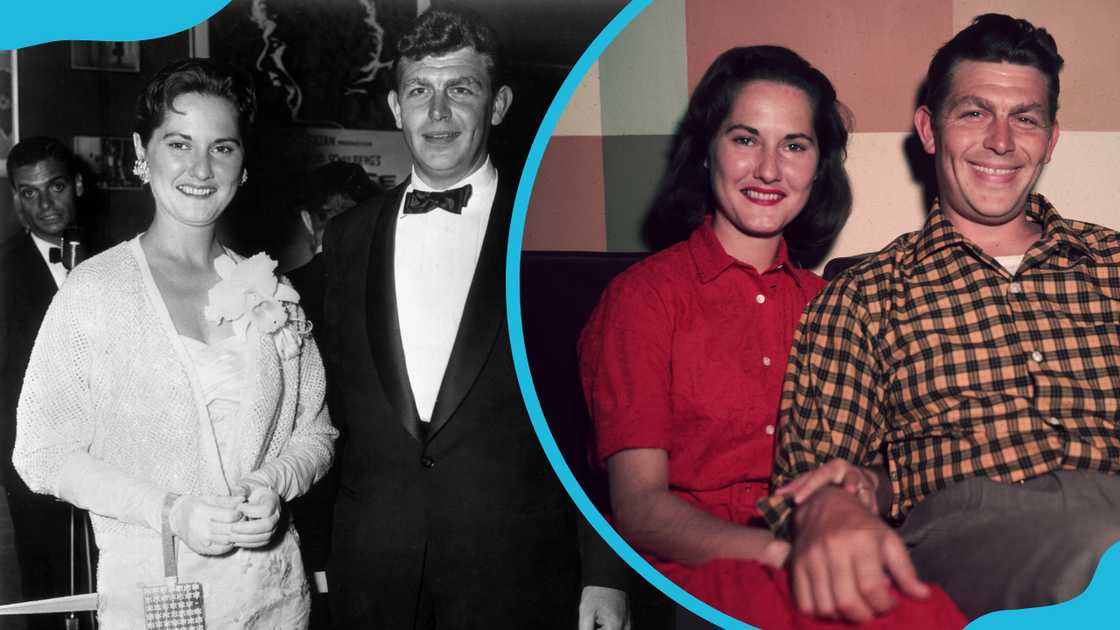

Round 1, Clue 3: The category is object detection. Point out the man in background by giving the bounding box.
[0,136,90,628]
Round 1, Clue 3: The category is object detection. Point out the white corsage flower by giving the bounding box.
[204,252,312,359]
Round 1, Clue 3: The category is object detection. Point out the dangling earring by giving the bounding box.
[240,170,248,185]
[132,159,150,184]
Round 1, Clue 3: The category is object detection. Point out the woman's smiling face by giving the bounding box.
[134,91,245,229]
[708,80,819,246]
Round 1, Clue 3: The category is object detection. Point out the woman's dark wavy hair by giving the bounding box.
[923,13,1062,125]
[647,46,851,265]
[134,58,257,146]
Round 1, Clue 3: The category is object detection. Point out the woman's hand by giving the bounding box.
[760,536,792,569]
[168,495,245,555]
[230,484,282,549]
[775,459,879,513]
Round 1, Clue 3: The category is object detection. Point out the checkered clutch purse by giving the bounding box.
[142,495,206,629]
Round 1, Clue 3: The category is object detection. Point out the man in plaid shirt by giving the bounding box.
[761,13,1120,622]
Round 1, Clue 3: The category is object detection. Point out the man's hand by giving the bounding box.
[578,585,630,630]
[790,487,929,623]
[776,459,880,513]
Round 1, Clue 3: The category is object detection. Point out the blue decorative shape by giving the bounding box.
[504,1,753,628]
[965,541,1120,629]
[0,1,230,49]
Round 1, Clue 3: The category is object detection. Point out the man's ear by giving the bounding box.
[73,173,84,198]
[490,85,513,127]
[387,90,403,130]
[914,106,937,155]
[1043,119,1060,164]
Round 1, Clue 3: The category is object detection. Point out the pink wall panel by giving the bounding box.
[684,0,953,133]
[524,136,608,251]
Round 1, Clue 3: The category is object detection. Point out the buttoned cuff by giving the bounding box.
[757,494,795,539]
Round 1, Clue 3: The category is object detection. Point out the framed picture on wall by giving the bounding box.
[70,41,140,72]
[73,135,142,190]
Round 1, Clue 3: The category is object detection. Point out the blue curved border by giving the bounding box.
[0,1,229,49]
[504,2,752,628]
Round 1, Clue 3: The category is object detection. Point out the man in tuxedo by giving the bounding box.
[322,8,630,629]
[0,136,88,627]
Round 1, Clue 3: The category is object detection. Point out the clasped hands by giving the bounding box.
[775,460,930,623]
[168,484,281,555]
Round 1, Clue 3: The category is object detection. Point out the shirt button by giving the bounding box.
[1046,417,1061,427]
[755,294,766,304]
[762,356,772,367]
[420,455,435,468]
[765,425,775,435]
[1030,351,1043,363]
[1009,282,1022,294]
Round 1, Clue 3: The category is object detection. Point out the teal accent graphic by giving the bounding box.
[967,541,1120,629]
[0,1,230,49]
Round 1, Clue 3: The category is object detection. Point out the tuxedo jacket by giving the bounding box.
[322,176,624,629]
[0,233,56,489]
[0,233,88,613]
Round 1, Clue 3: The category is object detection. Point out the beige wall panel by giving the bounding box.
[823,132,930,270]
[554,61,604,137]
[953,0,1120,130]
[1034,131,1120,230]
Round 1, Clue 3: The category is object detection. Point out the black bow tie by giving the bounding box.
[403,185,473,215]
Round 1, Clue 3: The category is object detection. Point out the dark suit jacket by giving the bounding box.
[0,233,95,624]
[0,233,56,490]
[322,176,625,629]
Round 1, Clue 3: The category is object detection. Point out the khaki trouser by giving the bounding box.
[899,470,1120,619]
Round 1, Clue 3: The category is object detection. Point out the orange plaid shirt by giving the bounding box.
[761,194,1120,534]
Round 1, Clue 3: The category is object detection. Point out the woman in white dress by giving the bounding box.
[14,58,336,629]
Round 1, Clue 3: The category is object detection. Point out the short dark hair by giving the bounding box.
[134,58,257,146]
[393,7,503,89]
[648,46,851,264]
[924,13,1063,124]
[6,136,79,188]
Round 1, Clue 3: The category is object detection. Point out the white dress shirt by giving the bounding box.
[30,233,67,288]
[395,158,498,422]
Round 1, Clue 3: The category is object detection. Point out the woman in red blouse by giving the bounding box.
[578,47,966,628]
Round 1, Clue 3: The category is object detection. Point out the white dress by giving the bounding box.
[14,238,334,630]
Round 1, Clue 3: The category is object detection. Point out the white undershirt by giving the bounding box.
[30,233,67,288]
[394,158,497,422]
[994,254,1025,275]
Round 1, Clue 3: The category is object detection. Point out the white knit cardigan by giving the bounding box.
[14,238,337,545]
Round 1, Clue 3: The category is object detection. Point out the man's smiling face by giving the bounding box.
[916,60,1059,227]
[388,47,512,189]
